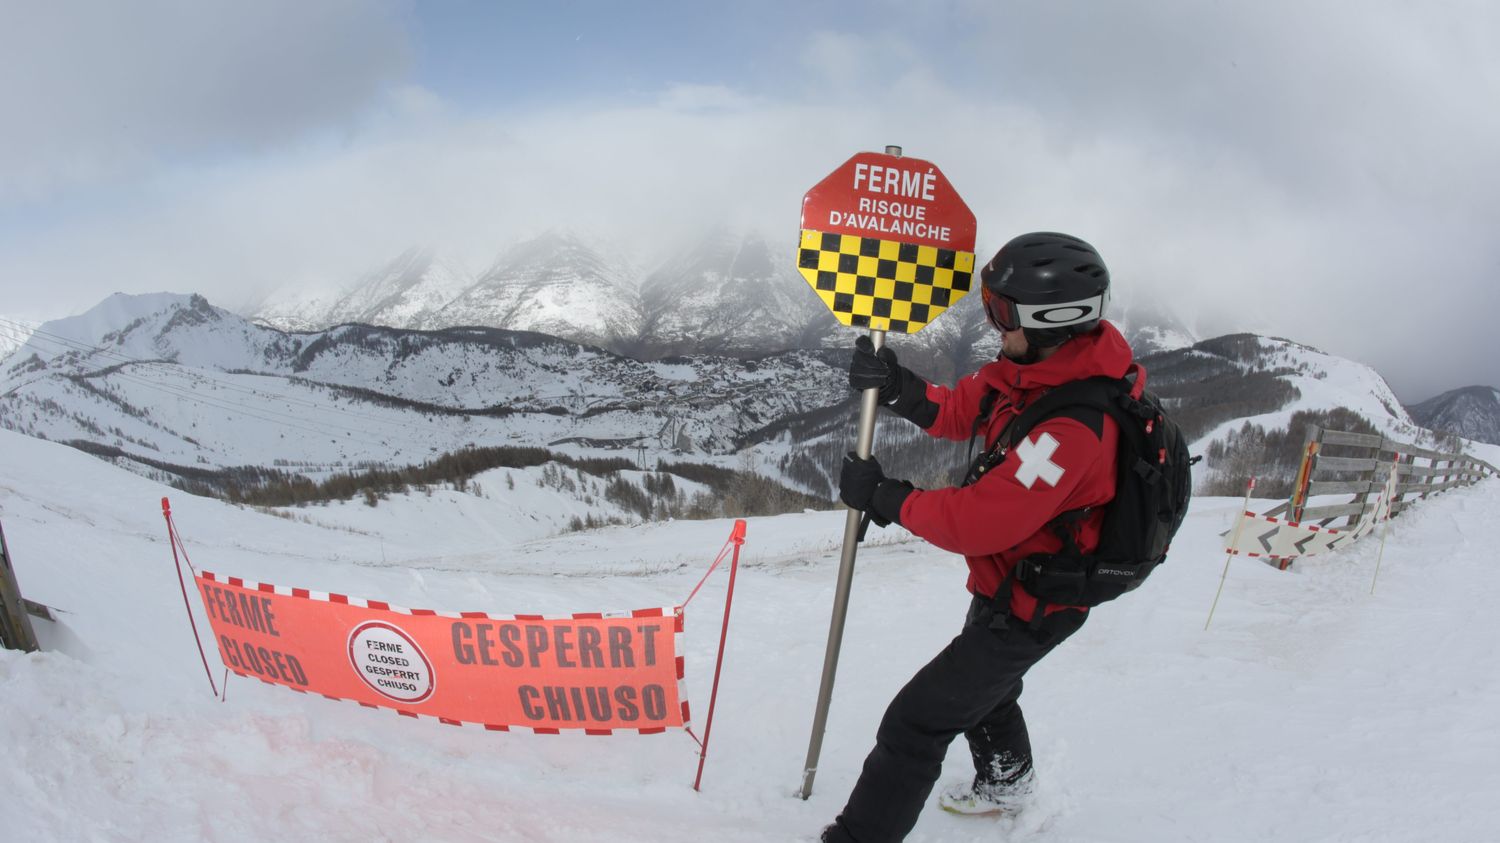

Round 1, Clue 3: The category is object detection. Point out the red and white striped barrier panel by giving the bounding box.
[1224,459,1398,569]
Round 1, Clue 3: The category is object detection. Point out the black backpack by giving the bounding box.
[967,363,1194,614]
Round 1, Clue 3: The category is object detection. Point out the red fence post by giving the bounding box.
[161,498,221,697]
[693,519,746,792]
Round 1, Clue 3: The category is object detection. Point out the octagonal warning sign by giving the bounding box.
[797,151,977,333]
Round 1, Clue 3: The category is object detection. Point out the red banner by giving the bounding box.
[195,571,687,734]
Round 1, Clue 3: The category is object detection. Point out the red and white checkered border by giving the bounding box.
[200,570,691,736]
[1226,511,1347,560]
[1246,512,1345,533]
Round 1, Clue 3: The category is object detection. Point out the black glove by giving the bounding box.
[838,452,915,527]
[848,336,902,404]
[847,337,940,429]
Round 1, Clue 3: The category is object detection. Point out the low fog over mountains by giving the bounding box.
[243,229,1198,386]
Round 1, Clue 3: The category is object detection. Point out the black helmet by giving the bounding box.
[979,232,1110,348]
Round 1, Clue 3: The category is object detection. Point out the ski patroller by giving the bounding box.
[793,145,977,798]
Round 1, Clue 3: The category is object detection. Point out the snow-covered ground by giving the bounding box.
[3,427,1498,841]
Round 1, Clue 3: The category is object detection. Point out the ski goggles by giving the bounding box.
[981,286,1023,331]
[981,285,1108,333]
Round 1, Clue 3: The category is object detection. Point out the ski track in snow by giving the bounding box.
[3,427,1499,841]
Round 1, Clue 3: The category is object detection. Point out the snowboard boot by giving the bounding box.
[937,769,1036,816]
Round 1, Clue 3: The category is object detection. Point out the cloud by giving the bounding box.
[654,84,759,113]
[0,0,410,202]
[962,2,1500,208]
[1,2,1496,400]
[944,1,1500,397]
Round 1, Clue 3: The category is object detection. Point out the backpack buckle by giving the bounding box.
[1134,458,1162,484]
[1014,557,1041,583]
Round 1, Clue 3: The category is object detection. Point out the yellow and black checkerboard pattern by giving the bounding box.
[796,229,975,333]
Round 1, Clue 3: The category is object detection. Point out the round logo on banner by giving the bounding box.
[347,621,435,703]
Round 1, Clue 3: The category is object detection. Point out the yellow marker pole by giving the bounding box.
[1370,513,1392,596]
[1370,455,1399,595]
[1207,476,1256,631]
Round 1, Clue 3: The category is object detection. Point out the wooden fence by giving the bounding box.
[1263,428,1498,527]
[0,518,41,652]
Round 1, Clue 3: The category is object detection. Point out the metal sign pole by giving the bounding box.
[798,328,885,800]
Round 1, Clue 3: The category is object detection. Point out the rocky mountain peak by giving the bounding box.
[1407,385,1500,445]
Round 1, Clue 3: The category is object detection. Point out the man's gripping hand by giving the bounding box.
[838,452,915,528]
[846,337,939,429]
[848,336,902,404]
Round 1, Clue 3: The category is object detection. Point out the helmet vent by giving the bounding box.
[1075,263,1105,277]
[1029,258,1055,268]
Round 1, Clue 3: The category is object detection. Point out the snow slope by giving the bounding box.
[1179,334,1419,447]
[3,426,1498,841]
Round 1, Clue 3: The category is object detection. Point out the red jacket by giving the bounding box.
[897,321,1134,621]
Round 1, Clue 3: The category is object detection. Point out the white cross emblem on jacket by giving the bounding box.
[1014,432,1065,489]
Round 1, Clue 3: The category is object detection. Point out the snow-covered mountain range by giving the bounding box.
[0,293,848,481]
[4,289,1476,509]
[1149,332,1419,438]
[1406,385,1500,446]
[1129,332,1438,497]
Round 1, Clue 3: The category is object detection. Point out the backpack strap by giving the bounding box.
[1123,361,1147,400]
[989,530,1093,632]
[986,564,1021,630]
[966,390,1002,453]
[969,388,1002,445]
[1003,377,1117,448]
[961,388,1005,487]
[982,371,1152,627]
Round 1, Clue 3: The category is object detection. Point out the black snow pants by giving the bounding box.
[824,594,1087,842]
